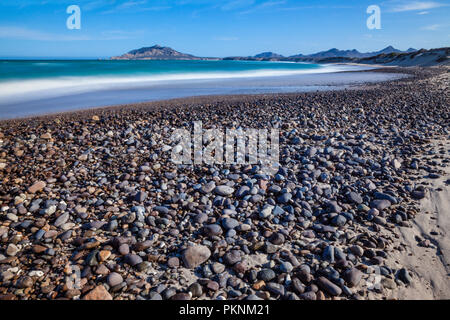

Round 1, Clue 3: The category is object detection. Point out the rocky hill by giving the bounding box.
[254,52,284,59]
[111,45,448,66]
[358,47,450,67]
[298,46,416,59]
[224,46,418,61]
[111,45,202,60]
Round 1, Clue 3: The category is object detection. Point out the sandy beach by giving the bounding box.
[390,138,450,299]
[0,66,448,300]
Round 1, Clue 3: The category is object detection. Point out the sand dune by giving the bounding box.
[390,139,450,299]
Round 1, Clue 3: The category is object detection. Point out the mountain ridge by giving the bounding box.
[111,45,417,60]
[288,46,417,59]
[110,45,448,66]
[111,45,204,60]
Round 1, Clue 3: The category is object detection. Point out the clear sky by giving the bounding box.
[0,0,449,58]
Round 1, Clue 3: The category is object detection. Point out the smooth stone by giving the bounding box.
[411,189,426,199]
[280,261,293,273]
[370,199,391,211]
[167,257,180,268]
[28,181,46,194]
[332,215,347,227]
[16,276,33,289]
[397,268,412,284]
[373,192,398,204]
[265,283,285,297]
[171,293,191,300]
[107,272,123,287]
[125,254,143,266]
[82,285,112,300]
[259,205,274,219]
[277,193,292,204]
[201,181,216,194]
[188,282,203,298]
[223,250,242,265]
[153,206,169,214]
[326,201,342,213]
[6,244,19,256]
[323,245,335,263]
[300,291,316,300]
[222,218,239,230]
[214,186,235,196]
[182,245,211,269]
[258,268,276,282]
[118,244,130,255]
[343,268,363,287]
[134,191,148,202]
[54,212,69,227]
[194,213,208,224]
[203,224,223,236]
[269,232,285,245]
[350,245,364,257]
[317,276,342,296]
[347,192,363,204]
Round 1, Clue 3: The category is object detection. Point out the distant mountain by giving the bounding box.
[111,44,444,66]
[254,52,284,59]
[373,45,401,55]
[358,47,449,67]
[294,47,448,67]
[112,45,202,60]
[304,48,362,59]
[288,46,418,59]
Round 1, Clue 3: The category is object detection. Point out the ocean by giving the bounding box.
[0,59,397,119]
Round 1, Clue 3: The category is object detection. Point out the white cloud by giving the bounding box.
[417,11,430,14]
[101,0,170,14]
[390,1,447,12]
[259,1,286,8]
[213,36,239,41]
[238,0,286,14]
[140,6,172,11]
[221,0,255,11]
[83,0,117,11]
[117,0,147,10]
[0,26,91,41]
[0,26,142,41]
[421,24,441,30]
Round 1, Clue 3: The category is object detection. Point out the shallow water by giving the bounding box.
[0,60,401,119]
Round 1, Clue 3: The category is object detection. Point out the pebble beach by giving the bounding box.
[0,66,449,300]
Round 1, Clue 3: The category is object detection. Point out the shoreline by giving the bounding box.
[0,65,448,301]
[0,65,415,123]
[0,64,404,121]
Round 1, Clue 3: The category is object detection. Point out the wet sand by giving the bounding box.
[0,68,404,120]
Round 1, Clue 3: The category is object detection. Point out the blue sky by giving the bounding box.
[0,0,449,58]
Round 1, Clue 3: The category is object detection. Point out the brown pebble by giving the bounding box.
[167,257,180,268]
[82,285,112,300]
[28,181,46,193]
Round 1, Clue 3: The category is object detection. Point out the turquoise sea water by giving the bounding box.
[0,59,321,82]
[0,59,392,119]
[0,59,339,102]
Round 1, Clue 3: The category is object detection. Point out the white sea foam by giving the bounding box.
[0,64,354,103]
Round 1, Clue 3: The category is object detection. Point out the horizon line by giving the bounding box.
[1,44,448,60]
